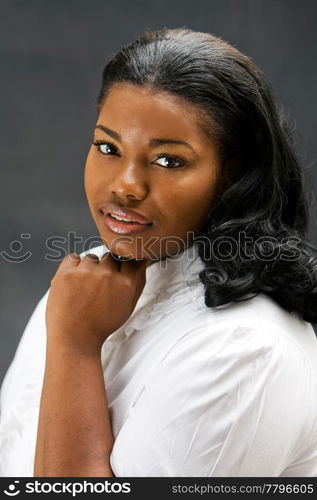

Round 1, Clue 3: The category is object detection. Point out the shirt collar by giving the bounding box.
[143,243,205,295]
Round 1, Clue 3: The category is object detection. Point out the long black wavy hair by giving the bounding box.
[97,27,317,324]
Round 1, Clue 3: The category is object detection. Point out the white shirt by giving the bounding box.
[1,243,317,477]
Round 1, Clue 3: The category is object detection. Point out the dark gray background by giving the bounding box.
[1,0,316,384]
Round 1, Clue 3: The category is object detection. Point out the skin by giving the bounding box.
[84,82,223,260]
[34,83,224,477]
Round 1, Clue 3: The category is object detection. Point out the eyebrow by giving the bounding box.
[95,124,195,152]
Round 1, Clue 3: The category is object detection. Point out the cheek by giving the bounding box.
[84,149,93,191]
[164,174,218,228]
[84,150,102,198]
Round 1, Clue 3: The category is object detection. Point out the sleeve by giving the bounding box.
[0,289,49,476]
[109,323,316,477]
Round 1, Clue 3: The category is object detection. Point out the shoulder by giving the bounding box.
[1,245,107,402]
[187,290,316,358]
[157,292,317,393]
[146,297,317,440]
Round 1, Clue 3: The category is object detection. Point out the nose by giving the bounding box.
[109,160,149,201]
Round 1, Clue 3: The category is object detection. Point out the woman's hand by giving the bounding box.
[45,252,148,355]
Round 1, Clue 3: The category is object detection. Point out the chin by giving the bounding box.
[105,240,143,261]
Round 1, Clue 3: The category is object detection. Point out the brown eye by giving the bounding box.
[155,155,184,168]
[93,141,119,156]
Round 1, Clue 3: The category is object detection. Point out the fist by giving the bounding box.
[45,252,148,355]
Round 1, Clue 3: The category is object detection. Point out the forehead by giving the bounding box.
[97,82,214,148]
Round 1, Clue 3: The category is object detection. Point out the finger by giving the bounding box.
[58,252,81,270]
[80,253,100,265]
[98,251,121,271]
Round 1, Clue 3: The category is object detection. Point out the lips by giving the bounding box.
[98,203,154,236]
[99,203,153,225]
[102,214,152,235]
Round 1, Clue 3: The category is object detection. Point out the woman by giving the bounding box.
[0,28,317,477]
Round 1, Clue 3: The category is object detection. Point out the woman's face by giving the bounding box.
[84,82,222,261]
